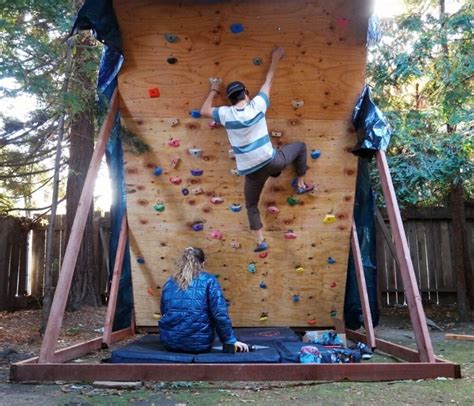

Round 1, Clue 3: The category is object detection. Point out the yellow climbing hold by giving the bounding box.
[323,214,336,224]
[259,315,269,322]
[153,313,161,320]
[295,266,305,273]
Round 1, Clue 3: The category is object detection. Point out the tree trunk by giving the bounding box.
[450,182,470,321]
[65,33,101,311]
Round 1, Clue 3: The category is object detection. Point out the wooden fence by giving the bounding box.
[0,213,110,311]
[377,206,474,306]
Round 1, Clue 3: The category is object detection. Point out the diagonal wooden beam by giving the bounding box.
[103,214,128,347]
[351,221,376,349]
[375,151,435,363]
[39,89,119,363]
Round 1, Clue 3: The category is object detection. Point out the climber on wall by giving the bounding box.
[200,46,314,252]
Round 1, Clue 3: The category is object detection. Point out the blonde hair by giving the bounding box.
[173,247,205,290]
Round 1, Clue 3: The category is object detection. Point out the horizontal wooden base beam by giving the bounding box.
[10,361,461,382]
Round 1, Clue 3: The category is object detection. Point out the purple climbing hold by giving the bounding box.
[327,257,337,264]
[230,23,244,34]
[259,281,267,289]
[153,167,162,176]
[192,222,204,231]
[190,109,201,118]
[190,169,204,176]
[137,257,145,264]
[181,188,189,196]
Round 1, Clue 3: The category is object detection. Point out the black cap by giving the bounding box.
[226,81,246,98]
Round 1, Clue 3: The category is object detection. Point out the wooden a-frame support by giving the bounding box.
[11,94,458,381]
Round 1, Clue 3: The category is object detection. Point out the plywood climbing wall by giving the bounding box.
[114,0,371,328]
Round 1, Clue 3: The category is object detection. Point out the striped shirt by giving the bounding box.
[212,92,275,175]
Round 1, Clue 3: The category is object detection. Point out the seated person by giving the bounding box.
[159,247,248,353]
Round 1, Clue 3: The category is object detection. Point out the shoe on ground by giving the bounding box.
[296,183,315,195]
[254,241,268,252]
[351,342,373,360]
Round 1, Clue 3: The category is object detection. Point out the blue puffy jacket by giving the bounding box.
[159,272,237,353]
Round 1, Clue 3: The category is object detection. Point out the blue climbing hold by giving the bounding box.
[230,23,244,34]
[229,203,242,212]
[247,263,257,273]
[327,257,337,264]
[311,149,321,159]
[190,109,201,118]
[153,167,162,176]
[181,188,189,196]
[190,169,204,176]
[292,294,300,303]
[192,222,204,231]
[259,281,267,289]
[291,178,298,187]
[137,257,145,264]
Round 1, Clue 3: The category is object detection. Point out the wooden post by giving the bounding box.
[376,150,436,363]
[39,89,119,363]
[103,214,128,347]
[351,221,376,349]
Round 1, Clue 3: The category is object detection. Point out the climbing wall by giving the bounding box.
[114,0,371,328]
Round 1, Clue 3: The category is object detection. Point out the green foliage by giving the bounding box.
[368,0,473,206]
[121,125,150,155]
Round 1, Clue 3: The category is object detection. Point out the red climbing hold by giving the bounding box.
[168,138,181,147]
[170,176,182,185]
[267,206,280,214]
[210,229,223,240]
[148,87,160,98]
[337,17,349,28]
[330,282,337,288]
[259,251,268,259]
[147,287,155,296]
[307,319,317,326]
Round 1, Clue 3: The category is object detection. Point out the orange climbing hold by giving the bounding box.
[148,87,160,98]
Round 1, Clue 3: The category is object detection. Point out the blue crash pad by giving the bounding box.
[194,342,281,363]
[234,327,300,343]
[110,335,193,363]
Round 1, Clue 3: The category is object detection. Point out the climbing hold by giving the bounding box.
[153,202,165,212]
[192,187,204,195]
[228,149,235,159]
[192,222,204,231]
[230,168,240,176]
[337,17,349,28]
[181,188,189,196]
[190,109,201,118]
[153,167,163,176]
[330,310,337,317]
[167,56,178,64]
[292,295,300,303]
[210,196,224,204]
[230,240,240,249]
[209,120,220,128]
[170,157,180,169]
[191,169,204,176]
[284,230,297,240]
[270,131,283,138]
[291,99,304,109]
[287,196,299,206]
[164,33,178,43]
[147,287,155,296]
[153,313,161,320]
[168,138,181,148]
[258,251,268,259]
[210,229,223,240]
[330,281,337,288]
[168,117,180,127]
[137,257,145,264]
[247,262,257,273]
[170,176,182,185]
[295,265,305,273]
[230,23,244,34]
[307,319,317,326]
[252,57,262,66]
[188,148,202,158]
[259,281,267,289]
[291,178,298,187]
[148,87,160,98]
[311,149,321,159]
[327,257,337,264]
[267,206,280,214]
[259,312,268,321]
[229,203,242,212]
[323,214,336,224]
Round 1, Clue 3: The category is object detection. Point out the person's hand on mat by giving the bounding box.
[235,341,249,352]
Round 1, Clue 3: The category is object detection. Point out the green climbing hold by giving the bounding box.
[154,202,165,212]
[330,310,337,317]
[287,196,299,206]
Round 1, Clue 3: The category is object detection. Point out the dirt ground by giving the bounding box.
[0,306,473,405]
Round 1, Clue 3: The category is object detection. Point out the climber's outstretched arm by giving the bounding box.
[259,47,284,98]
[200,77,222,118]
